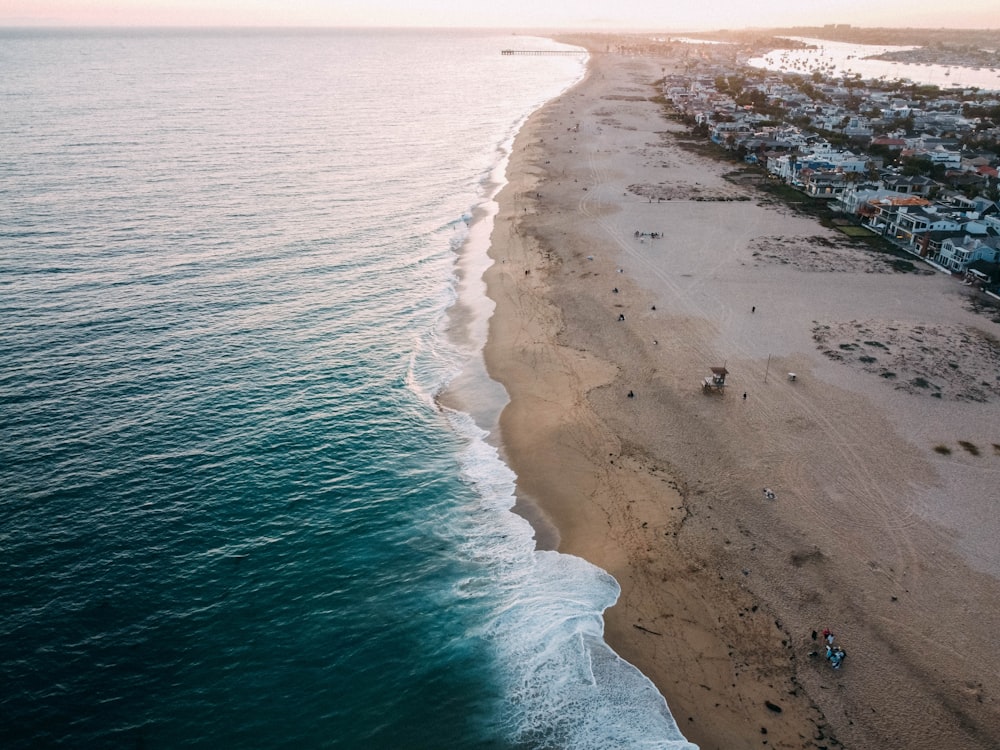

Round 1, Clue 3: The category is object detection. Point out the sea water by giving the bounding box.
[749,37,1000,91]
[0,28,696,749]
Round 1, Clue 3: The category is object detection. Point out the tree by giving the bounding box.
[736,88,770,112]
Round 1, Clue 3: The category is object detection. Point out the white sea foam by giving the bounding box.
[405,40,697,747]
[447,413,697,749]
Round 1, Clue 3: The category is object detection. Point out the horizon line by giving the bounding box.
[2,22,999,33]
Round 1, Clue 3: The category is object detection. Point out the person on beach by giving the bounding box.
[832,648,846,669]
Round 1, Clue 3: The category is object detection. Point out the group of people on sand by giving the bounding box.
[633,230,662,238]
[811,628,847,670]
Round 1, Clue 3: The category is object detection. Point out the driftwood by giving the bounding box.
[632,623,663,636]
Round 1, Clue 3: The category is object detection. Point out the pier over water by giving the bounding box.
[501,49,583,56]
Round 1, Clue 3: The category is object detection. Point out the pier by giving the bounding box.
[501,49,583,56]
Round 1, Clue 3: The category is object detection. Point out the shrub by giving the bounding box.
[958,441,980,456]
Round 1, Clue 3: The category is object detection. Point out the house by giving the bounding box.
[801,170,849,198]
[888,206,963,251]
[767,153,799,182]
[870,136,907,151]
[919,146,962,169]
[711,120,753,143]
[914,230,966,260]
[861,196,932,237]
[881,174,937,196]
[936,235,1000,273]
[833,186,908,217]
[842,117,875,138]
[944,171,987,191]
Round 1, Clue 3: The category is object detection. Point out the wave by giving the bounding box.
[449,412,697,749]
[407,42,697,747]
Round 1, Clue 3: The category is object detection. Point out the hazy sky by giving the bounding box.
[3,0,997,31]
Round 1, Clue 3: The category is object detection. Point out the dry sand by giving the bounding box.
[479,37,1000,750]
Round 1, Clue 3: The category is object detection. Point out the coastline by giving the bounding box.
[481,34,1000,750]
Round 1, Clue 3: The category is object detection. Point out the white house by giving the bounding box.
[834,187,910,217]
[920,146,962,169]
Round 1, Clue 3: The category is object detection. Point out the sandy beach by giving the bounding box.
[480,36,1000,749]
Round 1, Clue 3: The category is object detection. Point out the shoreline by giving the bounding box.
[481,34,1000,750]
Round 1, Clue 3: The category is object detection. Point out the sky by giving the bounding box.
[2,0,997,31]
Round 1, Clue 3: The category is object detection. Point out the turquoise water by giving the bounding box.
[0,28,695,748]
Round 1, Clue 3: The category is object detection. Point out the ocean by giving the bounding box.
[0,28,696,749]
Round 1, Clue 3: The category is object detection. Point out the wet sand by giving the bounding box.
[481,35,1000,750]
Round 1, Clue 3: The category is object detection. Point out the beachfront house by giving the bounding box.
[711,120,753,144]
[834,186,907,217]
[864,195,998,260]
[861,196,932,238]
[767,153,800,183]
[768,146,868,190]
[936,235,1000,273]
[915,230,967,261]
[889,206,959,246]
[800,169,849,198]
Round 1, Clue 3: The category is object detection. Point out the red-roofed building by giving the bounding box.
[870,137,907,150]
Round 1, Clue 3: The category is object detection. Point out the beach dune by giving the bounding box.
[483,35,1000,750]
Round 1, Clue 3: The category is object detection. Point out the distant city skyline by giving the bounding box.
[3,0,998,31]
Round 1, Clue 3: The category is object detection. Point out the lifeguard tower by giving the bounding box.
[702,366,728,393]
